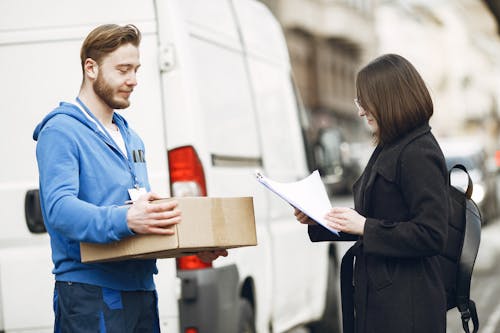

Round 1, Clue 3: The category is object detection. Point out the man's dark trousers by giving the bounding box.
[53,281,160,333]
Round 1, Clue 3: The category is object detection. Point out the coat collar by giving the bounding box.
[356,123,431,214]
[373,123,431,182]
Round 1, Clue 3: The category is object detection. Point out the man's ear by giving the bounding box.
[84,58,98,80]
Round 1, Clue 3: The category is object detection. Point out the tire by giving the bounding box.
[238,298,256,333]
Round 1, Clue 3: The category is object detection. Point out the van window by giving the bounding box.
[188,38,261,158]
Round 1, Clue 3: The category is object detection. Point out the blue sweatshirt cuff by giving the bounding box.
[113,206,135,239]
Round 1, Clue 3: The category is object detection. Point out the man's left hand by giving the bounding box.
[197,250,228,263]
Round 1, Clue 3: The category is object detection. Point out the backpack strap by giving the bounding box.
[450,164,473,199]
[450,164,481,333]
[460,300,479,333]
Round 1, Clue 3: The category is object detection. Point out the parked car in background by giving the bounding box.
[349,141,375,171]
[439,138,499,224]
[314,127,362,195]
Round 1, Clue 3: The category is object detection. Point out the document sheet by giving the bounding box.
[256,170,338,234]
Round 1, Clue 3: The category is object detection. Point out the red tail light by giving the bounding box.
[176,255,212,270]
[168,145,212,270]
[185,328,198,333]
[168,145,207,196]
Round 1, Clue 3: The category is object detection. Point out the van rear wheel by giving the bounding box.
[238,298,256,333]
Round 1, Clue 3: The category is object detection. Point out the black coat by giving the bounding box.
[309,124,448,333]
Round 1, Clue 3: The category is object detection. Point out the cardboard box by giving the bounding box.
[80,197,257,263]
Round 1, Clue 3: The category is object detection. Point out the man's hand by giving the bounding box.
[197,250,228,263]
[126,192,180,235]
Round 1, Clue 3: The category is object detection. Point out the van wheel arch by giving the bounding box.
[239,277,256,333]
[240,277,256,310]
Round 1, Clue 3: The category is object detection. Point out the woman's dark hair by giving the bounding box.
[356,54,433,145]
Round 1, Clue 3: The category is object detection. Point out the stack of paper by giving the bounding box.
[256,170,338,234]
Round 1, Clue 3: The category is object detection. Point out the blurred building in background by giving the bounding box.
[260,0,377,193]
[261,0,500,160]
[261,0,377,144]
[375,0,500,152]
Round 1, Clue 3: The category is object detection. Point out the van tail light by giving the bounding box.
[168,145,212,270]
[168,145,207,197]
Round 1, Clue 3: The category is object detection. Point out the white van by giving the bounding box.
[0,0,341,332]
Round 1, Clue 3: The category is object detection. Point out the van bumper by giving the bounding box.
[178,264,239,333]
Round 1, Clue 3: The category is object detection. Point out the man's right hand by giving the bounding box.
[126,192,181,235]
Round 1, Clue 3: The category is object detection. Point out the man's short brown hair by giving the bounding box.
[356,54,433,145]
[80,24,141,72]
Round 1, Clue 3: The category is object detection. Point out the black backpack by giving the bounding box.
[440,164,481,333]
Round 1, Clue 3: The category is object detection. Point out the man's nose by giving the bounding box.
[126,73,138,86]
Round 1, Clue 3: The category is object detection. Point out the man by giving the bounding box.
[33,24,226,332]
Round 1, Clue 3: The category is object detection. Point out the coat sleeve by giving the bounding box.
[308,224,359,242]
[36,126,134,243]
[363,140,448,258]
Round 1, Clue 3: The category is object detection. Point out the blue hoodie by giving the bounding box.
[33,100,157,291]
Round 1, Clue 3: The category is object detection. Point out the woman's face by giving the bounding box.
[354,98,379,135]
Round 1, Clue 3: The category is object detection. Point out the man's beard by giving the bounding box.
[93,73,130,110]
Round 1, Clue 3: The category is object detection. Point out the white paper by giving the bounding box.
[256,170,338,235]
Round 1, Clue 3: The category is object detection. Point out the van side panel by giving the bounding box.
[233,2,329,331]
[158,1,330,332]
[157,1,274,331]
[247,58,329,332]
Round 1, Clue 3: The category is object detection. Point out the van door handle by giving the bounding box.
[25,189,46,234]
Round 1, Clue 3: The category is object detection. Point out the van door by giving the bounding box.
[233,2,330,331]
[153,1,331,332]
[155,1,276,331]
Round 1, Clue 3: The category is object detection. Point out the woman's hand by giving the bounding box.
[325,207,366,235]
[294,208,316,225]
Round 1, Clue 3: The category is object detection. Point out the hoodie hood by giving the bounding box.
[33,101,129,141]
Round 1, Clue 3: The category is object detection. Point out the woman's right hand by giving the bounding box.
[294,208,316,225]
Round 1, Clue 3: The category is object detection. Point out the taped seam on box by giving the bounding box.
[164,198,181,252]
[211,198,227,246]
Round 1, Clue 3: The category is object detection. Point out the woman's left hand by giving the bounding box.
[325,207,366,235]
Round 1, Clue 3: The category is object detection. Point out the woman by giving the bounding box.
[295,54,448,333]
